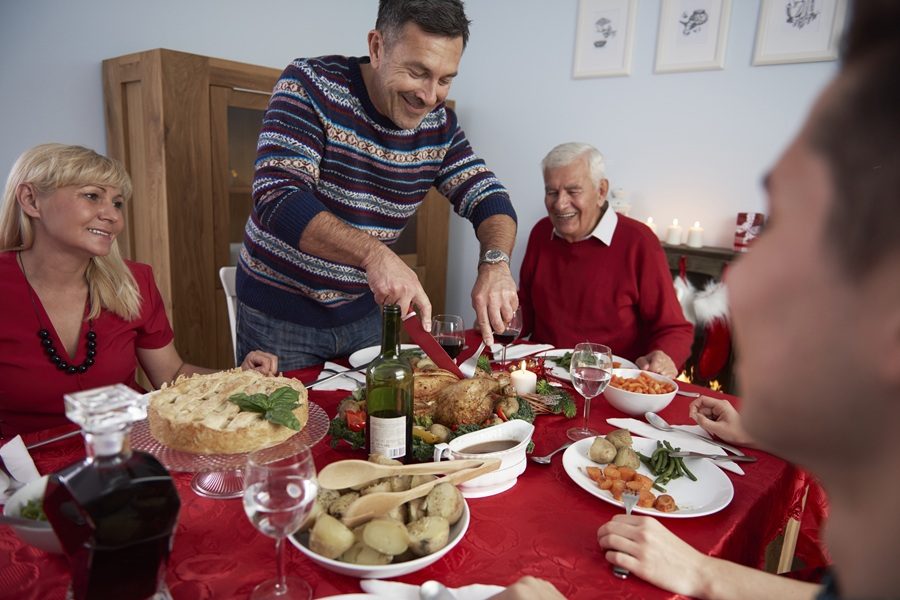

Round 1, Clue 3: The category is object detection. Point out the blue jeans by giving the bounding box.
[236,302,382,371]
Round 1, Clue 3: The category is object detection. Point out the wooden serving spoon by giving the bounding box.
[340,458,501,528]
[317,458,488,490]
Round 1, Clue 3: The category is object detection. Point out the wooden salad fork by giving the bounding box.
[340,458,500,528]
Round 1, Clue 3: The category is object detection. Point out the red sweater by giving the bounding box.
[0,252,174,438]
[519,216,693,367]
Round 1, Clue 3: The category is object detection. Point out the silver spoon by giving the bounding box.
[530,441,574,465]
[420,580,456,600]
[644,412,745,456]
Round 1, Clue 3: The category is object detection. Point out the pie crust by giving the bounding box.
[148,369,309,454]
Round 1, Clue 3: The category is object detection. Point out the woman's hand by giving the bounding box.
[241,350,279,376]
[489,576,566,599]
[689,395,756,448]
[597,515,709,597]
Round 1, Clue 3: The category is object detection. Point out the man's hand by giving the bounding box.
[689,396,757,448]
[636,350,678,378]
[240,351,279,376]
[597,515,708,597]
[471,263,518,345]
[363,245,432,328]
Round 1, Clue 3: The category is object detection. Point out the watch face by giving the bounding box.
[482,250,509,264]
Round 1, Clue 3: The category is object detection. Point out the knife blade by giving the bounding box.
[668,451,758,462]
[402,312,465,379]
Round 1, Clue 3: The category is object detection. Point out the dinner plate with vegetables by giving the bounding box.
[562,429,734,518]
[541,349,637,382]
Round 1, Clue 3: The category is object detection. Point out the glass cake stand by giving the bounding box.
[131,401,329,499]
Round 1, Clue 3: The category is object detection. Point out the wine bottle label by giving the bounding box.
[369,415,407,459]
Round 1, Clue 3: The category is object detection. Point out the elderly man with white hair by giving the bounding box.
[518,142,693,377]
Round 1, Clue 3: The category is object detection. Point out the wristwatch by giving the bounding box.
[479,249,510,266]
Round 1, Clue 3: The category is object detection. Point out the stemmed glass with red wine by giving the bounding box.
[495,307,523,367]
[431,314,465,360]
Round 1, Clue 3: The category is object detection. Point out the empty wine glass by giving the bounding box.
[432,314,465,360]
[567,342,613,441]
[243,438,318,600]
[494,307,523,367]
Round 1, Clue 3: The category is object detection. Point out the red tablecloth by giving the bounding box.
[0,341,806,600]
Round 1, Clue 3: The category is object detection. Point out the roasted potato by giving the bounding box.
[425,482,464,525]
[589,437,617,463]
[309,514,355,559]
[340,542,393,565]
[362,518,410,555]
[406,516,450,556]
[327,492,360,520]
[613,446,640,470]
[605,428,633,449]
[429,423,452,443]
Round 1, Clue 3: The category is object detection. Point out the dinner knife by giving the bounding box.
[668,451,757,462]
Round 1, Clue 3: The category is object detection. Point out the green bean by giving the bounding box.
[680,459,698,482]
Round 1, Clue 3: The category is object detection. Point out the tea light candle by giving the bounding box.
[645,217,658,236]
[510,361,537,395]
[687,221,704,248]
[665,219,683,245]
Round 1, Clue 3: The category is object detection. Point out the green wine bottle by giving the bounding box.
[365,304,414,463]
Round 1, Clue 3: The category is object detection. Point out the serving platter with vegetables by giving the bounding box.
[562,433,734,518]
[328,354,576,462]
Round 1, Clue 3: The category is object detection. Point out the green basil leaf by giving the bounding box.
[265,408,301,431]
[229,393,270,413]
[268,386,300,411]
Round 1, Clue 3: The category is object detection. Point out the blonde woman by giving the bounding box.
[0,144,277,438]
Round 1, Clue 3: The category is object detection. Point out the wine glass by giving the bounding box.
[243,438,318,600]
[432,314,465,361]
[567,342,613,441]
[494,307,523,367]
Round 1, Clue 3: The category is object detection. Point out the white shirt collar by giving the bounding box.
[551,205,618,245]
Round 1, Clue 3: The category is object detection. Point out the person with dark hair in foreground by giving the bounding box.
[592,2,900,598]
[236,0,519,369]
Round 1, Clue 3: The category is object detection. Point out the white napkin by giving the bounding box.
[0,435,42,499]
[360,580,504,600]
[489,343,555,361]
[313,362,366,391]
[606,418,745,475]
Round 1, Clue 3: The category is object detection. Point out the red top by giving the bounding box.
[519,215,693,367]
[0,251,174,438]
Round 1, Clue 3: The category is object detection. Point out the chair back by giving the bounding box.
[219,266,238,366]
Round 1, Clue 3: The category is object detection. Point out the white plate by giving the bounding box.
[291,501,469,578]
[318,596,382,600]
[562,437,734,518]
[541,349,637,381]
[348,344,420,368]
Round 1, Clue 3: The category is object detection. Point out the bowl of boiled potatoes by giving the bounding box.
[290,457,469,578]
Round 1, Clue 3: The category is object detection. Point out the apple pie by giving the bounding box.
[148,369,308,454]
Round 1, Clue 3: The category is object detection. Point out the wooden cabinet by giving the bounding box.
[103,49,450,369]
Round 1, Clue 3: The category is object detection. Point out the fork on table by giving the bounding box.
[612,490,640,579]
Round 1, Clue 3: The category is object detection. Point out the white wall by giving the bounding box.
[1,0,837,327]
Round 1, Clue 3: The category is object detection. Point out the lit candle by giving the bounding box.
[510,360,537,395]
[687,221,704,248]
[665,219,683,245]
[645,217,658,236]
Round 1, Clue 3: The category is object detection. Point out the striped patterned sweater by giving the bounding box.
[237,55,516,328]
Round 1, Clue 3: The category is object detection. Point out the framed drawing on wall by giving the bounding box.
[752,0,847,65]
[572,0,638,78]
[654,0,732,73]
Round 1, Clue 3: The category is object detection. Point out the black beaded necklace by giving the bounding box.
[18,252,98,375]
